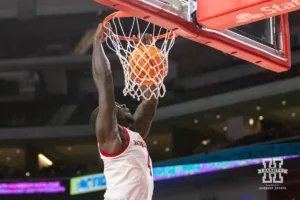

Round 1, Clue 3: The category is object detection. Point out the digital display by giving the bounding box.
[70,155,299,195]
[153,155,299,181]
[0,181,66,195]
[70,174,106,195]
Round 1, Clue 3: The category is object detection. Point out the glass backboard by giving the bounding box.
[95,0,291,72]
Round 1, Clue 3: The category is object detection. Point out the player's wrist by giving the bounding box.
[94,36,105,44]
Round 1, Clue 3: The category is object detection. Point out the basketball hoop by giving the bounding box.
[102,11,177,101]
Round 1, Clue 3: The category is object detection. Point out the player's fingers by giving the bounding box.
[132,35,138,44]
[148,35,152,43]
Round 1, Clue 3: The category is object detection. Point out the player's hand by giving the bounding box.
[95,23,110,43]
[133,33,153,45]
[140,84,159,100]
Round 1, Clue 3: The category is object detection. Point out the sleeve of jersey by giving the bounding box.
[98,127,130,158]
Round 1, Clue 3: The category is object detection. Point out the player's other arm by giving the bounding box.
[132,95,158,139]
[131,34,158,139]
[93,24,122,154]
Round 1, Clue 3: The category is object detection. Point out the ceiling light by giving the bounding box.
[16,149,20,154]
[202,139,211,146]
[25,172,30,177]
[165,147,170,152]
[67,146,72,151]
[249,118,254,126]
[291,113,296,118]
[256,106,261,111]
[153,140,157,145]
[38,154,53,166]
[202,140,208,145]
[193,119,199,124]
[281,100,287,106]
[6,157,11,161]
[259,116,264,121]
[222,126,228,131]
[216,114,221,119]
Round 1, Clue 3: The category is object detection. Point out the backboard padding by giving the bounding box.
[95,0,291,72]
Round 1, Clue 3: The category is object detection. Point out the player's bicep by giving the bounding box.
[95,103,118,141]
[95,106,122,154]
[96,112,122,154]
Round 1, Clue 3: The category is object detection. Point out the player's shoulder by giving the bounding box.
[124,126,143,140]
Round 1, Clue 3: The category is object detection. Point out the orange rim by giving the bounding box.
[102,11,177,42]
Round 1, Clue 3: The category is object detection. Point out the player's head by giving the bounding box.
[114,102,135,126]
[90,103,135,129]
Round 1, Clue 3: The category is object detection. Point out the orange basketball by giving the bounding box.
[128,45,167,85]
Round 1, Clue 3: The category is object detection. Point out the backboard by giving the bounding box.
[94,0,292,72]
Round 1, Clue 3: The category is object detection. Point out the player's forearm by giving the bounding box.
[133,99,158,138]
[139,99,158,120]
[92,40,118,136]
[93,63,118,141]
[95,76,119,142]
[136,87,158,123]
[92,40,112,79]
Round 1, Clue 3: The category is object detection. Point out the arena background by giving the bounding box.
[0,0,300,200]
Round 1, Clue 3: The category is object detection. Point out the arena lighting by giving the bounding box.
[202,139,211,146]
[249,118,254,126]
[38,154,53,166]
[256,106,261,111]
[202,140,208,145]
[259,116,264,121]
[0,181,66,195]
[69,155,299,195]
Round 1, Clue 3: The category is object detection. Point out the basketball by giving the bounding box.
[128,45,167,85]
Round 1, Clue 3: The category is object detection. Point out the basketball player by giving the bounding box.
[90,23,157,200]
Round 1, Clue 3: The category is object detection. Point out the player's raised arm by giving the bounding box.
[132,96,158,139]
[92,24,122,153]
[131,34,159,139]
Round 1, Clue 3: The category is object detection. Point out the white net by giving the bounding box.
[103,13,176,101]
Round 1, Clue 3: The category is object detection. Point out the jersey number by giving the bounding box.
[147,153,152,176]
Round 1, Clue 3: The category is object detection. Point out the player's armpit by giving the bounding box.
[132,98,158,139]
